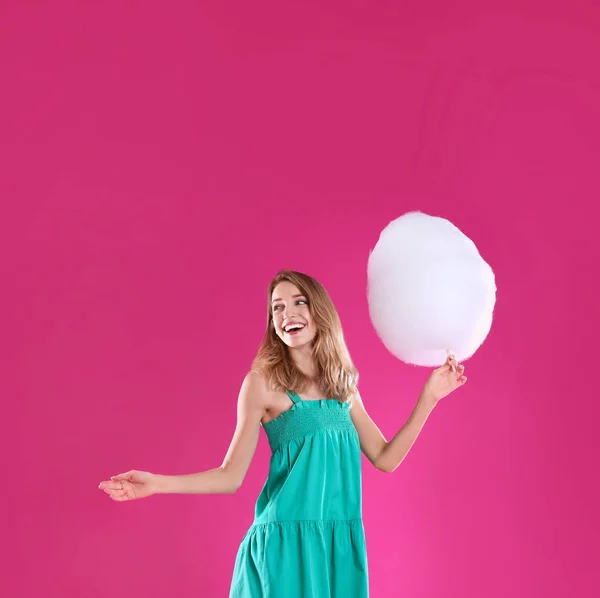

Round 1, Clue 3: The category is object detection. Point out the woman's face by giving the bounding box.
[271,281,317,348]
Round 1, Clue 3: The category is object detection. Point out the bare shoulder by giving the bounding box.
[348,387,364,409]
[242,370,291,423]
[241,370,266,392]
[239,370,274,410]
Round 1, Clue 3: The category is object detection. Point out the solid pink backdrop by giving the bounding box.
[2,1,598,596]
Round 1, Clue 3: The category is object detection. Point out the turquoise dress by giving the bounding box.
[229,391,369,597]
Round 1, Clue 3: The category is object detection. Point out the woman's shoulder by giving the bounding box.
[241,369,281,405]
[242,369,268,391]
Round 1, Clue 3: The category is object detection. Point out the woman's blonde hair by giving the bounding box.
[251,270,358,403]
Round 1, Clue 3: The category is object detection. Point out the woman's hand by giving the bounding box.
[98,470,158,501]
[421,354,467,406]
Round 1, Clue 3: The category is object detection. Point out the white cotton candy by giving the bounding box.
[367,211,496,367]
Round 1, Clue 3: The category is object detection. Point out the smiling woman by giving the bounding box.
[273,290,311,338]
[98,269,467,597]
[254,270,359,406]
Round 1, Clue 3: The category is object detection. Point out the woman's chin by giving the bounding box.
[284,336,313,350]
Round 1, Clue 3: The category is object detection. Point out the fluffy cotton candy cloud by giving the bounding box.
[367,211,496,367]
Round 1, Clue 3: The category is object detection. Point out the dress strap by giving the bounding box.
[286,390,302,404]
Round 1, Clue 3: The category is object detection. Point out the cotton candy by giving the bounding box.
[367,211,496,366]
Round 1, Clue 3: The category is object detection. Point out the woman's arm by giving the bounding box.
[350,355,466,473]
[155,371,267,494]
[350,390,435,473]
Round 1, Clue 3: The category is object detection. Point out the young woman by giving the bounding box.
[99,270,467,597]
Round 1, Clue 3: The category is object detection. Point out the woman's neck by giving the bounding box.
[289,344,317,379]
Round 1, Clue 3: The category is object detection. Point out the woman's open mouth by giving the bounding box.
[283,323,305,336]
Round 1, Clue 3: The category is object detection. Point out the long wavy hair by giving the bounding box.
[251,270,358,403]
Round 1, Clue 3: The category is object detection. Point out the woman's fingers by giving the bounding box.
[101,485,130,500]
[99,479,131,502]
[445,354,457,372]
[109,491,129,501]
[99,477,128,489]
[446,355,466,375]
[99,481,123,491]
[99,475,138,500]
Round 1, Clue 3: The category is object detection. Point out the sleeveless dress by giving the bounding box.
[229,391,369,597]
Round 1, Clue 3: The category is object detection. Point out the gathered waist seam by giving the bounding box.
[251,518,363,528]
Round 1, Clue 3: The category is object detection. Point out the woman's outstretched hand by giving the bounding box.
[98,470,158,501]
[421,354,467,406]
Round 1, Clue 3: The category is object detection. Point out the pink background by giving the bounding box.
[3,1,599,596]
